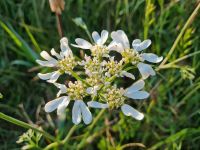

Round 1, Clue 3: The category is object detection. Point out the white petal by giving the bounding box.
[120,71,135,80]
[44,96,65,113]
[137,63,155,79]
[40,51,57,62]
[132,39,141,45]
[125,91,149,99]
[72,101,81,125]
[50,48,62,59]
[111,30,130,49]
[38,72,54,80]
[57,97,70,115]
[125,80,145,93]
[141,53,163,63]
[100,30,108,45]
[54,83,67,92]
[116,30,130,49]
[72,38,92,49]
[60,37,73,57]
[54,83,67,96]
[36,60,57,67]
[132,39,151,51]
[80,101,92,125]
[107,41,124,52]
[87,101,109,109]
[47,71,61,83]
[121,104,144,120]
[92,31,101,44]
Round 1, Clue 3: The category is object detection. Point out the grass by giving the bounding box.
[0,0,200,149]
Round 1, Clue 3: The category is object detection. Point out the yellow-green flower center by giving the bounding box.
[67,81,87,100]
[104,86,125,109]
[121,48,141,64]
[57,57,77,73]
[91,45,108,57]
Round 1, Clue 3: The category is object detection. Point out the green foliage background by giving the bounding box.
[0,0,200,149]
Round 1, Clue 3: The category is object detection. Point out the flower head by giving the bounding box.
[72,30,117,58]
[44,82,92,125]
[36,37,77,83]
[37,29,163,125]
[111,30,163,79]
[87,80,149,120]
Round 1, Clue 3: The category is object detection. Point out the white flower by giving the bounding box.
[45,97,92,125]
[71,30,109,49]
[36,37,75,83]
[87,80,148,120]
[71,30,119,57]
[111,30,163,79]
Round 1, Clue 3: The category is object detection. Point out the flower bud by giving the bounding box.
[49,0,65,14]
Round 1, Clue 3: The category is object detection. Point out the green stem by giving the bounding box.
[160,3,200,66]
[77,109,106,149]
[44,125,77,150]
[158,51,200,70]
[44,142,59,150]
[0,112,57,142]
[70,71,90,86]
[62,125,78,143]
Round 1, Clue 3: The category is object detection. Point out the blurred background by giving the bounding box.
[0,0,200,149]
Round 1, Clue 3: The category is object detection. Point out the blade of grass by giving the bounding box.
[0,20,38,63]
[160,3,200,66]
[0,112,56,142]
[148,127,200,150]
[24,23,41,53]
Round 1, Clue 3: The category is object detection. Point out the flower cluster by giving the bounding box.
[37,30,163,125]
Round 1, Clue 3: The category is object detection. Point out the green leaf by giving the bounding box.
[0,20,38,63]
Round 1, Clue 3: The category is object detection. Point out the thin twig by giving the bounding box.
[56,13,64,38]
[120,143,146,149]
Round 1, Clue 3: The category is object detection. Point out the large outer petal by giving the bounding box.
[111,30,130,49]
[71,38,92,49]
[92,31,101,44]
[36,59,57,67]
[87,101,109,109]
[57,97,70,115]
[44,96,66,113]
[121,104,144,120]
[47,71,61,83]
[72,101,81,125]
[132,39,151,51]
[125,80,145,94]
[137,62,155,79]
[38,72,55,80]
[124,91,149,99]
[80,101,92,125]
[141,53,163,63]
[100,30,108,45]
